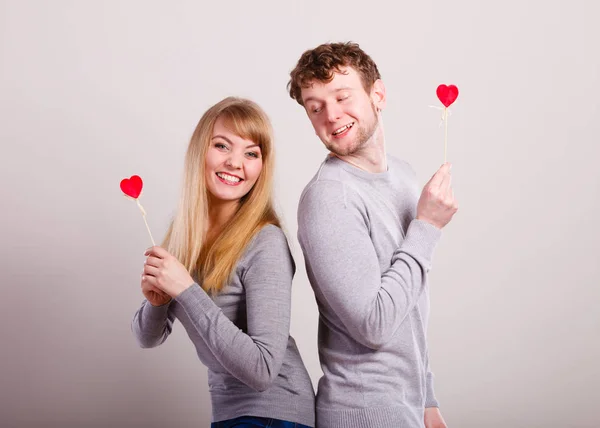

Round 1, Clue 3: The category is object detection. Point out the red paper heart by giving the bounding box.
[120,175,143,199]
[436,84,459,108]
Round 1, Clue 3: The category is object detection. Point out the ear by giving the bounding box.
[370,79,386,111]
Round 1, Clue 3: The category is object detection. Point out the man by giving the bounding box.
[288,42,457,428]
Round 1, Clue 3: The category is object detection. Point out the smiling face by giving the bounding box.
[204,116,263,204]
[301,66,385,156]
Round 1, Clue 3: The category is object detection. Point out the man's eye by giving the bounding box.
[312,107,322,114]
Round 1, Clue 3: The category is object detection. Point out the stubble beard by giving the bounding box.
[324,103,379,157]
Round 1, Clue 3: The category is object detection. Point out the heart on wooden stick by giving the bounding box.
[119,174,155,245]
[433,84,460,163]
[120,175,143,199]
[436,84,459,108]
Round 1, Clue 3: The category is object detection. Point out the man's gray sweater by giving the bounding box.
[298,155,442,428]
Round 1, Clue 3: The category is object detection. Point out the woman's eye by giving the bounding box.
[246,152,260,158]
[215,143,228,150]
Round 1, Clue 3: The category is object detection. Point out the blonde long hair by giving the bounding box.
[162,97,280,294]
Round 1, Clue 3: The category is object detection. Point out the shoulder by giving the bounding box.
[299,157,363,209]
[298,178,367,231]
[297,179,369,246]
[314,154,348,180]
[300,156,351,199]
[243,224,293,263]
[251,224,289,249]
[300,178,347,207]
[240,224,295,278]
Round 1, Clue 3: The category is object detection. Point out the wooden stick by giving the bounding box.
[136,199,156,246]
[444,107,448,163]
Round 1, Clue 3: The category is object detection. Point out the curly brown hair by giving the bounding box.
[287,42,381,106]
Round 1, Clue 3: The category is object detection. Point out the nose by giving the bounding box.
[225,153,242,169]
[326,103,342,123]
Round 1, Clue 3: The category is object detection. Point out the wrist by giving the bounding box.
[415,215,442,230]
[149,298,171,307]
[172,281,195,298]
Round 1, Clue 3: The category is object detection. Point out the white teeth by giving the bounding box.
[216,172,241,183]
[333,123,353,135]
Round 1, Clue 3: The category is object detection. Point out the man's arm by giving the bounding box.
[426,370,440,408]
[298,180,441,349]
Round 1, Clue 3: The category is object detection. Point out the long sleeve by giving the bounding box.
[131,300,175,348]
[298,180,442,350]
[174,226,294,392]
[425,369,440,408]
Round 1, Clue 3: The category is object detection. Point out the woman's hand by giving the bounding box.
[142,246,195,299]
[141,277,172,307]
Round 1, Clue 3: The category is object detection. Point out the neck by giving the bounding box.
[335,115,387,173]
[207,196,239,240]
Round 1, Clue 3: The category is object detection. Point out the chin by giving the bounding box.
[207,187,242,203]
[216,192,244,202]
[327,141,360,157]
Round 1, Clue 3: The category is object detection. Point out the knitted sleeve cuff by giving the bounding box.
[425,371,440,408]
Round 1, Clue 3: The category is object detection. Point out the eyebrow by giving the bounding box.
[212,135,260,149]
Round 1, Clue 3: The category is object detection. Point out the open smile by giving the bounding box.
[332,122,354,138]
[216,172,244,186]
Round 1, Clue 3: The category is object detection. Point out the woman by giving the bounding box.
[132,97,315,428]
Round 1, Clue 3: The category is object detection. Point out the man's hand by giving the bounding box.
[425,407,448,428]
[416,163,458,229]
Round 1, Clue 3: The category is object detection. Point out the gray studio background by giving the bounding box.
[1,1,598,427]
